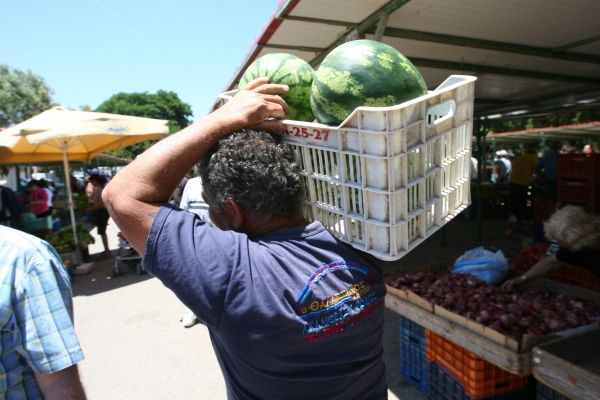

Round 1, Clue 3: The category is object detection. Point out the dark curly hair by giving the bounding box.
[199,129,303,220]
[87,173,108,187]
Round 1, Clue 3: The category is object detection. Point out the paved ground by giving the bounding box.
[74,221,228,399]
[73,213,515,399]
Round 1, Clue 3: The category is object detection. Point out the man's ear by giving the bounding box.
[223,199,245,230]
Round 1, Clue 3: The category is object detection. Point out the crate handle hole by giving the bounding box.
[426,100,456,127]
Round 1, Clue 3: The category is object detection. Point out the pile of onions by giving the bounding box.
[386,271,600,340]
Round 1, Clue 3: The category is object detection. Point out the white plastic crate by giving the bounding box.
[220,75,476,260]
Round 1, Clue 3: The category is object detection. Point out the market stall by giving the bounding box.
[384,267,600,399]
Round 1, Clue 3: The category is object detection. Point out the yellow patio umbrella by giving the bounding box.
[1,106,169,162]
[0,106,170,262]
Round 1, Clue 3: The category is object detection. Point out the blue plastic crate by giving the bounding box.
[428,363,529,400]
[400,317,429,392]
[536,381,570,400]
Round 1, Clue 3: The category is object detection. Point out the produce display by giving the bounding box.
[238,52,315,122]
[386,271,600,341]
[310,39,428,125]
[46,223,95,253]
[73,193,89,213]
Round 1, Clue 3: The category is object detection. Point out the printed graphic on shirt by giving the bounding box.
[296,260,381,343]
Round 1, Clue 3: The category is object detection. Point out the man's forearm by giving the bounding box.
[523,255,562,280]
[102,79,289,253]
[35,365,86,400]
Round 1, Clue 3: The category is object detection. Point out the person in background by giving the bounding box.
[503,205,600,289]
[0,184,23,227]
[536,141,561,200]
[38,178,54,216]
[178,173,213,328]
[168,169,194,207]
[102,78,388,399]
[470,156,478,180]
[85,174,111,257]
[561,143,577,154]
[508,146,538,226]
[179,174,211,222]
[28,179,51,218]
[493,149,512,184]
[0,225,86,399]
[583,143,595,156]
[70,173,83,194]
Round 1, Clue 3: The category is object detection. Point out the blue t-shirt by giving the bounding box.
[145,205,387,400]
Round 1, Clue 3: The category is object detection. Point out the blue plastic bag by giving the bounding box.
[452,246,509,285]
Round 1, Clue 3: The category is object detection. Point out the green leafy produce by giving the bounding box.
[46,224,95,253]
[73,194,89,212]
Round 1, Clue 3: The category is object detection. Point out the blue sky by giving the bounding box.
[2,0,280,120]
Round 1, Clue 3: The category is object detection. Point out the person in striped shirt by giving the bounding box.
[0,225,86,399]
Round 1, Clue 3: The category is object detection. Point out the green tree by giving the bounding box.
[0,64,54,126]
[95,90,193,159]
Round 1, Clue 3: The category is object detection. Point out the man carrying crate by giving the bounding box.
[102,78,388,400]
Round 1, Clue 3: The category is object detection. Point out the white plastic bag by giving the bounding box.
[452,246,509,285]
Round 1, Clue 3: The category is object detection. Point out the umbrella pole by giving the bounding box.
[62,147,82,265]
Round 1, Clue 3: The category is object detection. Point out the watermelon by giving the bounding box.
[239,53,315,122]
[310,40,428,126]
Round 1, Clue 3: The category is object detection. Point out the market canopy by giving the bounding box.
[486,121,600,143]
[219,0,600,121]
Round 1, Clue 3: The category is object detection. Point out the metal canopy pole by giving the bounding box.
[374,11,389,42]
[476,124,484,242]
[310,0,411,66]
[61,141,82,265]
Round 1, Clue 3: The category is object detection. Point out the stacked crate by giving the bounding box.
[557,153,600,211]
[399,317,429,392]
[425,331,529,400]
[535,382,572,400]
[547,264,600,291]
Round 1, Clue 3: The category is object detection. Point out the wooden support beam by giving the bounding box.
[376,27,600,65]
[410,57,600,85]
[309,0,411,66]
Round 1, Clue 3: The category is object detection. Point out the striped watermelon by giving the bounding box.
[310,40,428,126]
[239,53,315,122]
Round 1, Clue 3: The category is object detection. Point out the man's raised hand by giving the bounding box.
[217,77,289,131]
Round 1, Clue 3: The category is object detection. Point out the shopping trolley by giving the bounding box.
[113,231,145,276]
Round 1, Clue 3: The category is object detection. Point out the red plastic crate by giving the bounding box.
[557,153,599,181]
[426,330,529,399]
[548,263,600,291]
[556,179,599,210]
[429,363,529,400]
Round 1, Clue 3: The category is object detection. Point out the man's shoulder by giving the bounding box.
[0,226,42,251]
